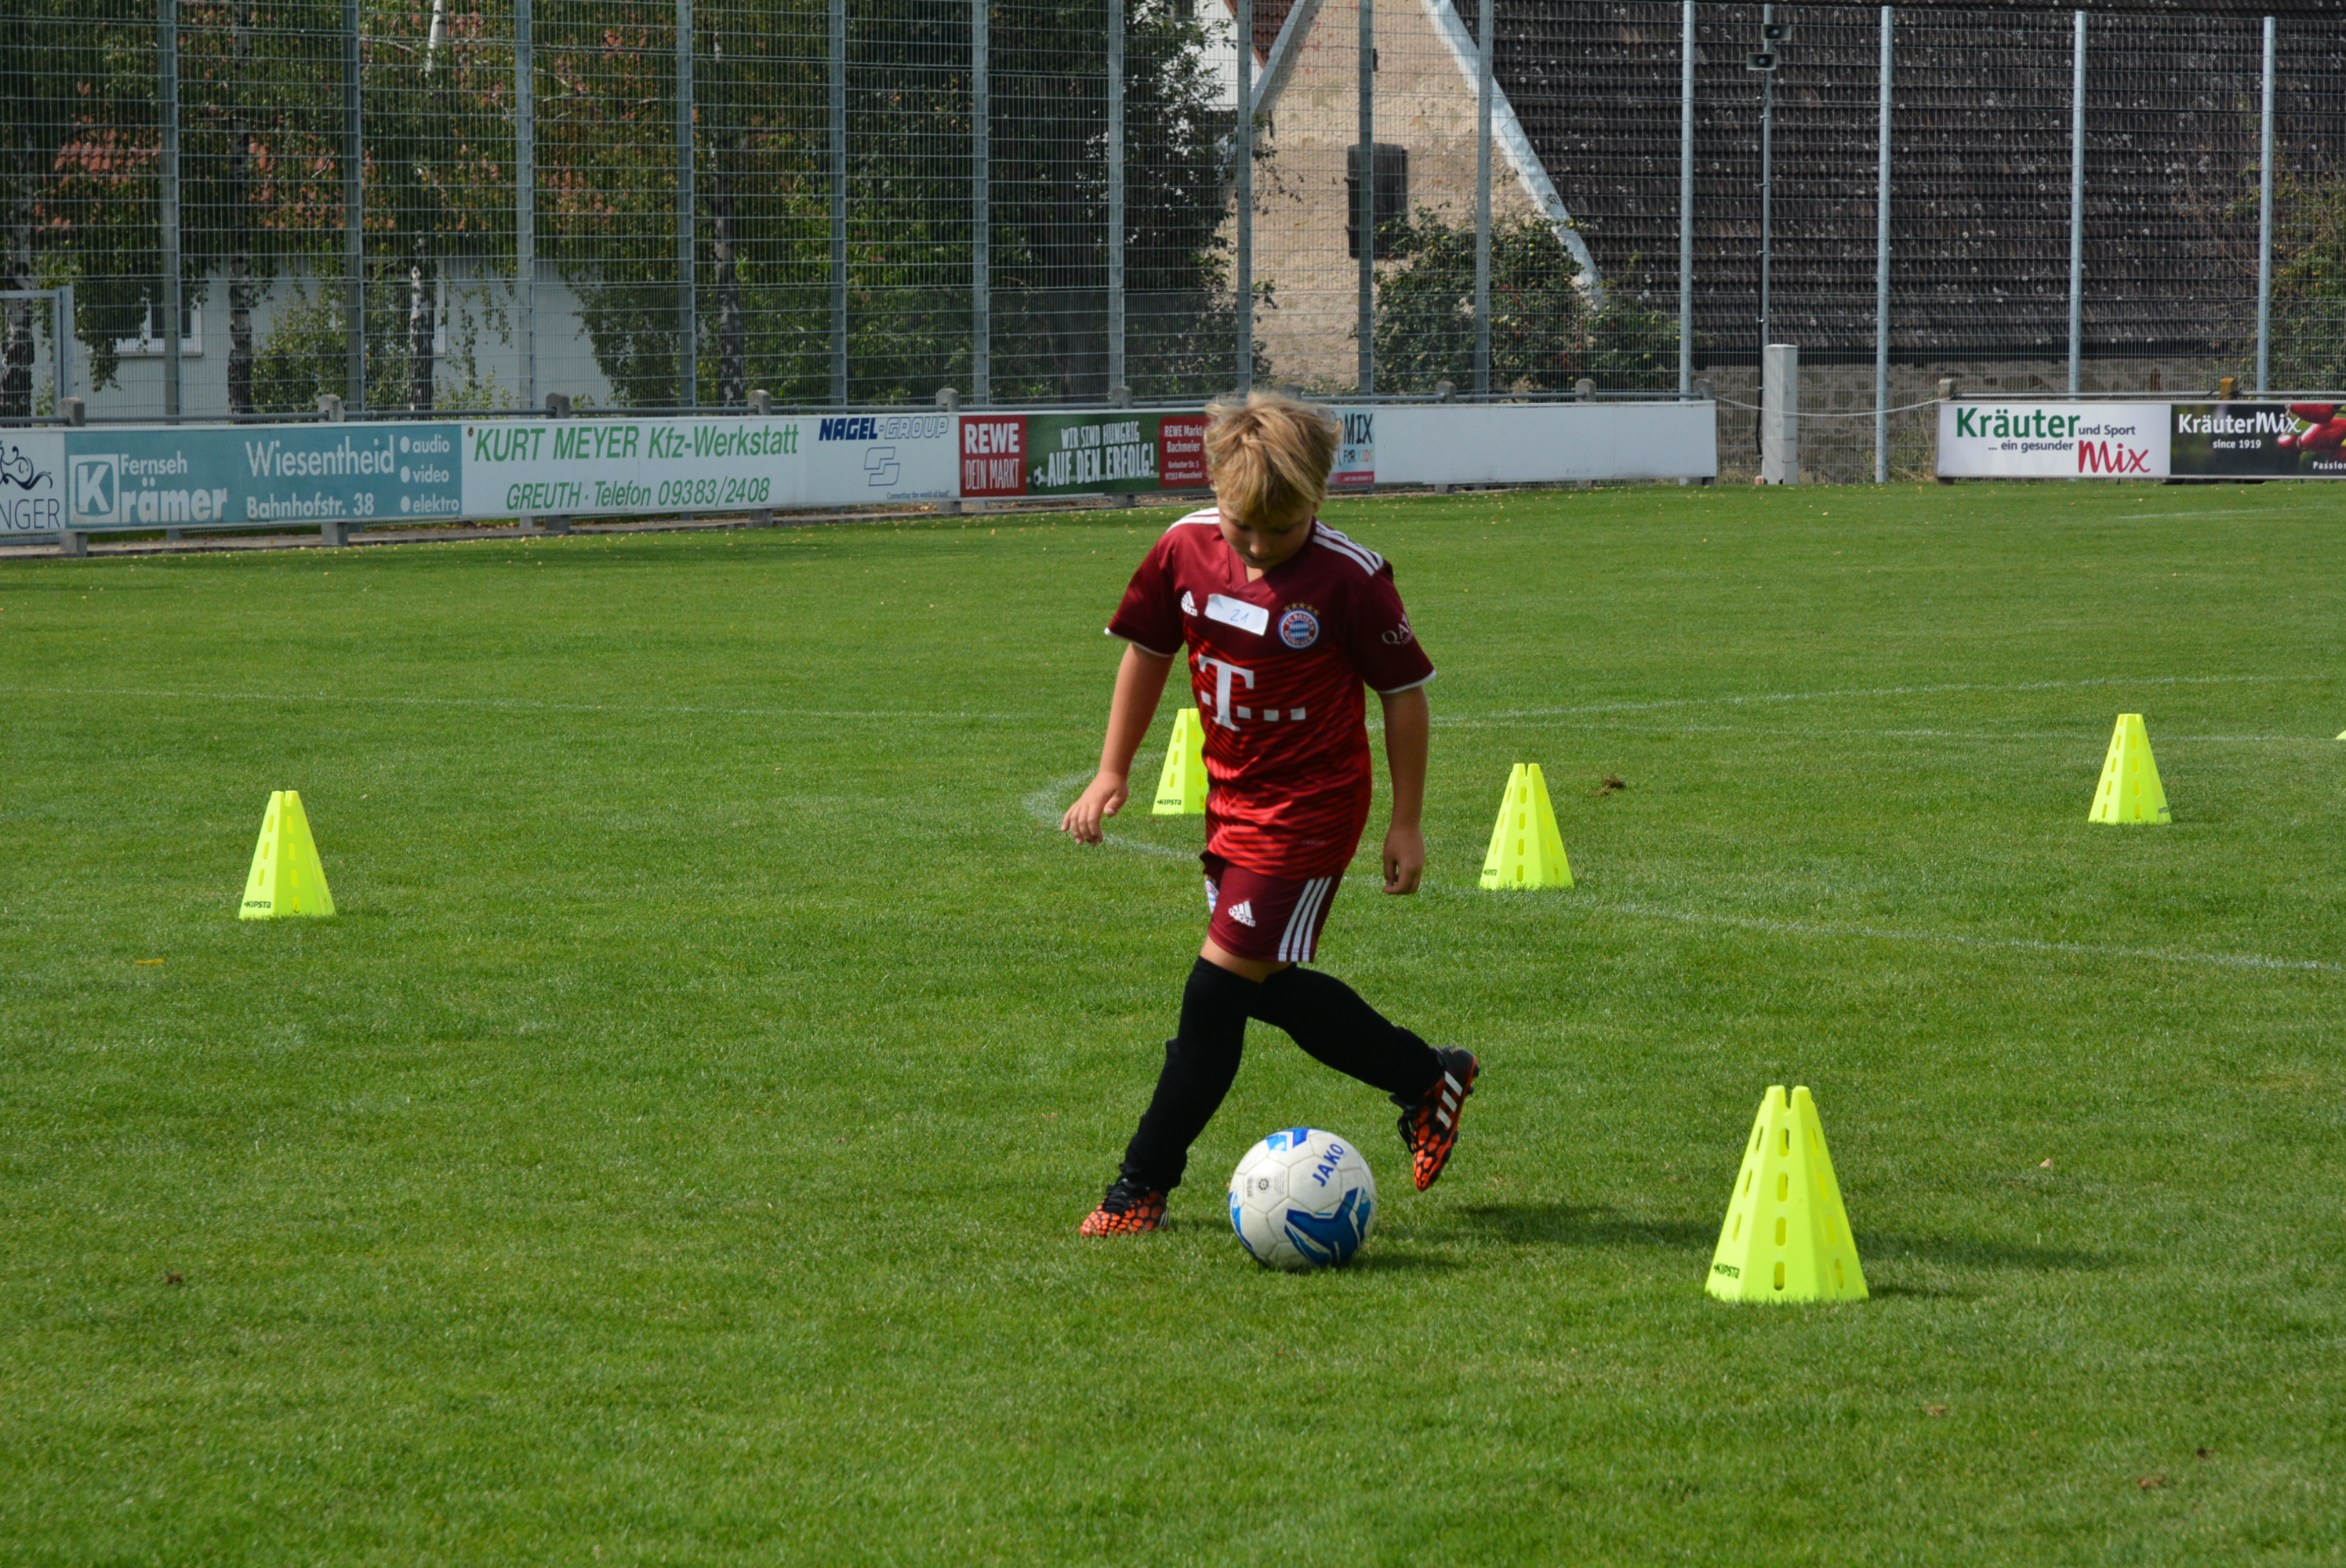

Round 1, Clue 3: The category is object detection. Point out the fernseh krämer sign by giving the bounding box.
[1937,400,2346,478]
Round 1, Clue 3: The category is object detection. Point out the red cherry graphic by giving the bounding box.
[2288,402,2337,424]
[2300,419,2346,454]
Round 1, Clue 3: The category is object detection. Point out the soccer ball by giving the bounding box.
[1228,1127,1378,1270]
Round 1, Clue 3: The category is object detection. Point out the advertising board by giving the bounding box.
[1934,400,2346,479]
[57,422,462,531]
[804,412,956,503]
[20,399,1719,540]
[463,416,797,517]
[460,411,955,518]
[1331,407,1375,488]
[1,431,67,535]
[1935,403,2169,477]
[2169,401,2346,477]
[1371,402,1719,485]
[958,412,1212,499]
[955,402,1711,498]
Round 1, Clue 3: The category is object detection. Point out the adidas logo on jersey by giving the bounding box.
[1180,590,1198,616]
[1226,899,1257,927]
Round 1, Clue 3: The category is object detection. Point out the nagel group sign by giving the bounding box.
[1937,400,2346,478]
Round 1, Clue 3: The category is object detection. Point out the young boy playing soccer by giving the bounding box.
[1061,391,1479,1235]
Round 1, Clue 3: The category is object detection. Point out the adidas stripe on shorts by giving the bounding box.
[1201,851,1341,965]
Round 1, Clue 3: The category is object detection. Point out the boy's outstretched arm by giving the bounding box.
[1062,643,1177,844]
[1379,685,1430,894]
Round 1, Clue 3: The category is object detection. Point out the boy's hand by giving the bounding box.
[1382,822,1425,895]
[1062,771,1131,845]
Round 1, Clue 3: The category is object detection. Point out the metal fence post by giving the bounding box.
[158,0,182,419]
[1758,4,1774,358]
[2068,8,2085,394]
[972,0,990,405]
[1473,0,1494,397]
[2257,13,2275,395]
[1235,0,1253,394]
[1107,0,1125,397]
[1876,5,1892,484]
[830,0,848,405]
[516,0,535,412]
[56,286,76,407]
[1676,0,1691,400]
[677,0,696,408]
[1356,0,1374,396]
[344,0,365,410]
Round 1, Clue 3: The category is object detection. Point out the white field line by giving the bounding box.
[1464,672,2331,724]
[1022,771,2340,975]
[1596,901,2341,975]
[15,673,2330,735]
[6,685,1059,725]
[1435,720,2326,744]
[1023,769,1195,860]
[2107,503,2345,520]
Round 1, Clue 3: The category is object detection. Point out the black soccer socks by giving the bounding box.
[1119,957,1258,1191]
[1250,966,1443,1100]
[1117,960,1444,1192]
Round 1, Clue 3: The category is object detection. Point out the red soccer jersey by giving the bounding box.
[1106,509,1436,878]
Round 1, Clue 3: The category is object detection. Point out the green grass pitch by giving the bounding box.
[3,482,2342,1563]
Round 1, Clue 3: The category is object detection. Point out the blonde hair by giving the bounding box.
[1204,390,1339,528]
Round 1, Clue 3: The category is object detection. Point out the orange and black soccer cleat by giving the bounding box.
[1079,1176,1169,1236]
[1394,1048,1480,1191]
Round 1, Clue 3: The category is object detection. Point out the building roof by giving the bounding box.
[1492,0,2346,361]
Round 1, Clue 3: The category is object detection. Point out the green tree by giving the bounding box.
[547,0,1247,407]
[1370,211,1675,396]
[4,0,173,412]
[2268,166,2346,389]
[9,0,1250,416]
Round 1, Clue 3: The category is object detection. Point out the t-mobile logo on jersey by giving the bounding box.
[1197,657,1255,728]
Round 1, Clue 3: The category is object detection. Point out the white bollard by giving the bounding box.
[1760,343,1799,485]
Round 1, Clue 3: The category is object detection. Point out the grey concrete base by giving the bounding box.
[59,531,88,557]
[319,519,349,547]
[1760,343,1801,486]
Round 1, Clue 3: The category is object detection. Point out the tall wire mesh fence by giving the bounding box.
[6,0,2343,481]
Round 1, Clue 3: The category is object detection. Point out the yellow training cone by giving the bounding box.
[239,790,336,919]
[1707,1085,1868,1304]
[1153,707,1208,815]
[2088,713,2171,824]
[1479,763,1571,889]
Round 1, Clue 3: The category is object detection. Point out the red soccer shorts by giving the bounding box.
[1202,852,1342,965]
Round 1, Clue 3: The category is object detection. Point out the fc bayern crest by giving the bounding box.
[1278,608,1321,648]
